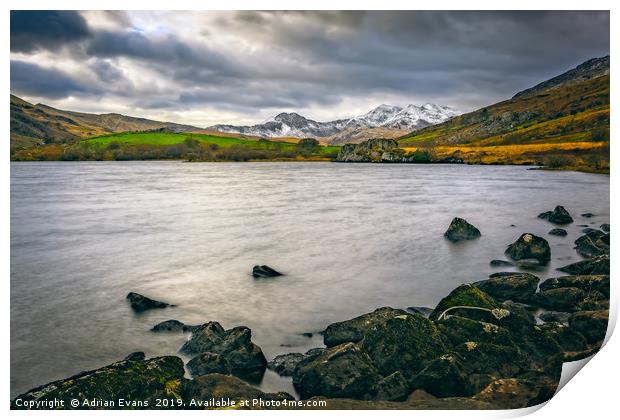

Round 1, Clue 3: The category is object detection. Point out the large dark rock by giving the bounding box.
[180,322,267,377]
[323,307,408,347]
[411,342,526,397]
[292,342,381,400]
[336,139,400,162]
[126,292,173,312]
[539,275,610,299]
[444,217,481,242]
[182,373,293,408]
[375,371,410,401]
[558,254,609,275]
[538,206,573,224]
[505,233,551,264]
[548,228,568,237]
[600,223,610,232]
[252,265,283,278]
[569,310,609,344]
[473,273,539,303]
[539,322,588,353]
[532,287,587,311]
[429,284,498,321]
[574,230,610,258]
[187,352,232,376]
[360,313,447,383]
[11,356,185,409]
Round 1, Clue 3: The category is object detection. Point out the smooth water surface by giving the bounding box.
[10,162,609,397]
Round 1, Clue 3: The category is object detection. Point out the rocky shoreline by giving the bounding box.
[11,208,610,410]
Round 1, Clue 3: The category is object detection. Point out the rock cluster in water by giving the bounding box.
[12,211,610,410]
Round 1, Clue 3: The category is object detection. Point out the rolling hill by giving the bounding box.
[10,95,199,149]
[397,56,609,171]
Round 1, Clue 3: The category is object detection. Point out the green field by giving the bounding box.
[83,132,340,154]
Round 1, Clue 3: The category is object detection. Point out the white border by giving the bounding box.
[3,1,616,419]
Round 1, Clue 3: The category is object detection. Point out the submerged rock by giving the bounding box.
[252,265,283,278]
[574,230,609,258]
[323,307,408,347]
[187,352,232,376]
[558,254,609,275]
[490,259,515,267]
[473,273,539,303]
[11,356,185,409]
[444,217,481,242]
[267,353,305,376]
[581,213,595,218]
[548,228,567,237]
[292,342,381,400]
[180,322,267,377]
[538,206,573,224]
[124,351,146,361]
[152,319,202,332]
[126,292,173,312]
[505,233,550,264]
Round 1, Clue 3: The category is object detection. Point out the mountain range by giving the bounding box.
[209,103,460,144]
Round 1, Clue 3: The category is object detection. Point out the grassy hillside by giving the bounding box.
[10,95,198,149]
[398,69,609,172]
[11,131,340,162]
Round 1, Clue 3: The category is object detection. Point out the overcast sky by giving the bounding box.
[10,10,609,126]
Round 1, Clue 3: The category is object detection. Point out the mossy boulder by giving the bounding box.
[444,217,481,242]
[473,273,539,303]
[375,371,410,401]
[558,254,609,275]
[182,373,293,409]
[473,377,557,409]
[323,307,408,347]
[429,284,498,321]
[533,287,606,312]
[187,352,232,376]
[539,322,588,354]
[538,205,573,224]
[180,322,266,378]
[574,230,610,258]
[569,310,608,344]
[292,342,381,400]
[360,313,446,383]
[600,223,610,232]
[436,316,516,349]
[505,233,550,264]
[11,356,185,409]
[539,275,610,298]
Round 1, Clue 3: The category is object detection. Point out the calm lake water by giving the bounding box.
[10,161,609,397]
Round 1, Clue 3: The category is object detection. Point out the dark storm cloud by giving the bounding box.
[9,10,610,123]
[10,10,92,53]
[10,60,100,98]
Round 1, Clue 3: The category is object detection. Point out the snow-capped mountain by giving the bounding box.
[208,103,460,142]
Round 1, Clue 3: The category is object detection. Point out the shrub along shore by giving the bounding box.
[11,206,610,410]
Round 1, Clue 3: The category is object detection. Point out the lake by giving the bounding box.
[10,161,610,397]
